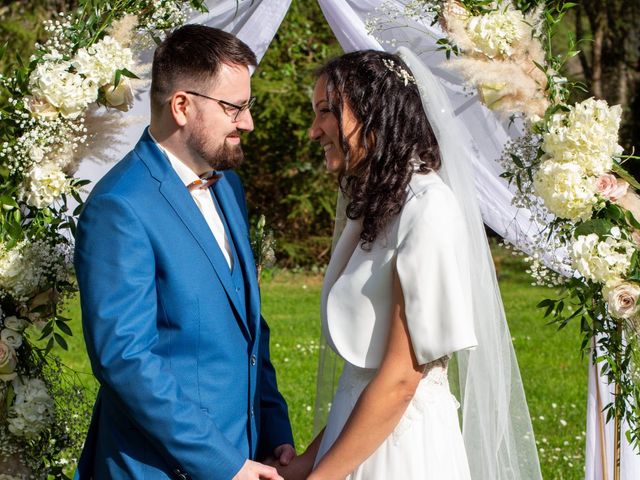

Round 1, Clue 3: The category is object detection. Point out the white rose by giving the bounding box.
[1,329,22,349]
[0,340,17,381]
[103,80,134,111]
[3,316,27,332]
[604,281,640,320]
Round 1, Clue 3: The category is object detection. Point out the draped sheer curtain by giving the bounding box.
[75,1,638,478]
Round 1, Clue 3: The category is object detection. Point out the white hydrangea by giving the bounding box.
[7,377,54,440]
[542,98,623,176]
[73,35,134,86]
[533,160,597,220]
[29,60,98,119]
[571,231,635,284]
[21,161,71,209]
[466,3,528,58]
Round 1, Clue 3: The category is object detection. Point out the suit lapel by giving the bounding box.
[135,131,251,339]
[214,178,259,336]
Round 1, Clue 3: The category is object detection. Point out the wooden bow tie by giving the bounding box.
[187,172,222,191]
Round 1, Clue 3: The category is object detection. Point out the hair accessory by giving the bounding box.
[382,58,416,86]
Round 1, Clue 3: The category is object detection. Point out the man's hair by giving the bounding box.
[150,25,257,114]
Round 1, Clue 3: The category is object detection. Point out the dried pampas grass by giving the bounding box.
[441,0,549,118]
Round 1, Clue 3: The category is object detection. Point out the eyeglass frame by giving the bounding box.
[184,90,256,122]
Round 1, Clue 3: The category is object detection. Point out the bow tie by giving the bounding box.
[187,171,221,191]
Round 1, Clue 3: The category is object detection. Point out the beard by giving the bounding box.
[187,124,245,171]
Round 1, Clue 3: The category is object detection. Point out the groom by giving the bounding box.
[74,25,293,480]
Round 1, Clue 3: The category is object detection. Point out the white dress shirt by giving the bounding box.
[150,134,233,269]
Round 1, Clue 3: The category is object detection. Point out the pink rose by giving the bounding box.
[596,174,629,202]
[0,340,17,381]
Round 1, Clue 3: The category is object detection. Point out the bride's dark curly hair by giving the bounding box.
[316,50,441,249]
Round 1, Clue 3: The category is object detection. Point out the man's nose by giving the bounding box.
[236,109,254,132]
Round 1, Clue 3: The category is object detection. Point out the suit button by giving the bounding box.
[235,286,241,293]
[250,355,256,366]
[250,406,254,417]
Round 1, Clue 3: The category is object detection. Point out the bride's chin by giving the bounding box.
[325,155,345,174]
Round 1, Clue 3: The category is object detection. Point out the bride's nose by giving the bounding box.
[308,117,322,141]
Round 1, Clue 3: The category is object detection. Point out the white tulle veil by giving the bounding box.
[314,47,542,480]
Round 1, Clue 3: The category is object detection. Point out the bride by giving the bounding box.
[277,47,541,479]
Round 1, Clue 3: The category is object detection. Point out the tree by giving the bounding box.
[239,1,342,267]
[569,0,640,173]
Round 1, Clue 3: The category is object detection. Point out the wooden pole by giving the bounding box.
[613,321,623,480]
[593,338,609,480]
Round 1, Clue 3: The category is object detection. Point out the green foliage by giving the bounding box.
[240,1,342,267]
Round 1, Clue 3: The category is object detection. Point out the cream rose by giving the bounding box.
[103,80,134,112]
[0,340,17,381]
[3,316,27,332]
[1,329,22,349]
[604,281,640,320]
[595,174,629,203]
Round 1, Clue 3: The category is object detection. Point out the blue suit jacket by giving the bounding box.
[74,129,293,480]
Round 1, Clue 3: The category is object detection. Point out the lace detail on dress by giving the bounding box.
[392,355,459,444]
[422,355,449,387]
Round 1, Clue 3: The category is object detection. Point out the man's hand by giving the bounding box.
[273,443,296,466]
[231,460,284,480]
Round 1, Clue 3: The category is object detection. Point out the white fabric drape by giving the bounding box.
[585,338,640,480]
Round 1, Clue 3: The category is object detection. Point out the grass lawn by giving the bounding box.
[60,244,587,479]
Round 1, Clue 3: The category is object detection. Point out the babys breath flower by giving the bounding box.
[603,281,640,321]
[533,160,596,220]
[0,239,73,302]
[29,60,98,119]
[21,161,71,209]
[73,36,135,86]
[147,0,187,30]
[571,232,635,284]
[7,377,54,440]
[542,98,623,176]
[465,2,528,58]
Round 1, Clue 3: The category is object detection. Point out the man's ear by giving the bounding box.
[169,92,191,127]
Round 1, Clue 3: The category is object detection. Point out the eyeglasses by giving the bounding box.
[185,91,256,122]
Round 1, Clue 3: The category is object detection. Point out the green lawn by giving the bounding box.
[60,245,587,479]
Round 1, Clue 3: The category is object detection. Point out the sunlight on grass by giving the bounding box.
[59,246,587,478]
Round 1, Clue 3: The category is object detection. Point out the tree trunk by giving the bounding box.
[591,8,606,99]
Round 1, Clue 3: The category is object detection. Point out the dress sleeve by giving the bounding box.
[396,185,478,365]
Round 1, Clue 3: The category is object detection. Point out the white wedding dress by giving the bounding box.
[314,172,476,479]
